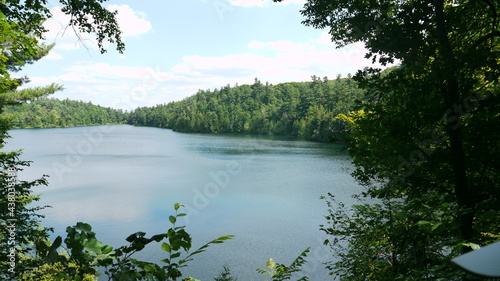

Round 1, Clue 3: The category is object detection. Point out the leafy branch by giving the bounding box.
[256,248,310,281]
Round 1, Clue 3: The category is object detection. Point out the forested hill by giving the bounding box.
[128,76,364,142]
[4,98,128,128]
[4,76,364,141]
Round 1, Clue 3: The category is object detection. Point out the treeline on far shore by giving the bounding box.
[4,98,128,128]
[4,76,365,142]
[129,76,364,142]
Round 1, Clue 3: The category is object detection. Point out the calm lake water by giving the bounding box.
[5,125,363,280]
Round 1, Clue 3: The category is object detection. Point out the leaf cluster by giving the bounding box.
[0,154,53,280]
[1,0,124,54]
[256,248,310,281]
[20,204,234,281]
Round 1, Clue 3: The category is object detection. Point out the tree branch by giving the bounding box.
[471,31,500,48]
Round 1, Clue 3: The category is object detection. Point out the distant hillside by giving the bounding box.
[4,76,365,141]
[4,98,128,129]
[128,76,365,142]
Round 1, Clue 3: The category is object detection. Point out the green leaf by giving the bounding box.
[431,222,442,232]
[75,222,92,232]
[266,258,276,270]
[471,243,481,250]
[290,247,310,269]
[462,242,481,250]
[162,242,172,253]
[179,258,193,265]
[51,236,62,250]
[151,233,166,242]
[169,215,177,224]
[126,231,146,242]
[185,235,234,259]
[86,240,103,254]
[101,244,113,254]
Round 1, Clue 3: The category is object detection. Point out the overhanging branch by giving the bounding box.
[471,31,500,48]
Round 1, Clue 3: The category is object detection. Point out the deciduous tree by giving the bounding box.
[274,0,500,279]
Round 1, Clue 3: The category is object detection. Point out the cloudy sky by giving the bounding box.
[19,0,381,110]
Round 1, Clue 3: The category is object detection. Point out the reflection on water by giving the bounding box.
[5,125,362,280]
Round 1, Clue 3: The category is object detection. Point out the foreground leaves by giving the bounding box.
[34,204,234,281]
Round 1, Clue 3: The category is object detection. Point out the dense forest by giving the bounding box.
[4,98,128,128]
[5,76,365,142]
[128,76,364,142]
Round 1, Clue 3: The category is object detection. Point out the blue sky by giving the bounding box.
[19,0,382,110]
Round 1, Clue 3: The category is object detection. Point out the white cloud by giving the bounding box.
[24,33,387,110]
[249,40,315,52]
[23,62,174,110]
[248,40,266,49]
[269,40,314,52]
[107,5,152,36]
[227,0,267,7]
[160,33,383,95]
[45,51,63,60]
[164,37,374,92]
[313,31,336,46]
[282,0,306,3]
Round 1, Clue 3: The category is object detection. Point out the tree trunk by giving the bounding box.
[434,0,474,252]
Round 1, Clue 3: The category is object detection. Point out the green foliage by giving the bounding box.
[44,204,233,281]
[0,153,53,280]
[320,194,473,280]
[283,0,500,279]
[1,1,121,280]
[31,222,112,280]
[154,203,234,280]
[256,248,310,281]
[19,261,97,281]
[4,97,128,128]
[128,76,364,142]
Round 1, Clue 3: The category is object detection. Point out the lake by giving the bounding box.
[4,125,363,280]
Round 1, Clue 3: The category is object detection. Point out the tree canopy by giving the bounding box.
[128,76,364,142]
[274,0,500,279]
